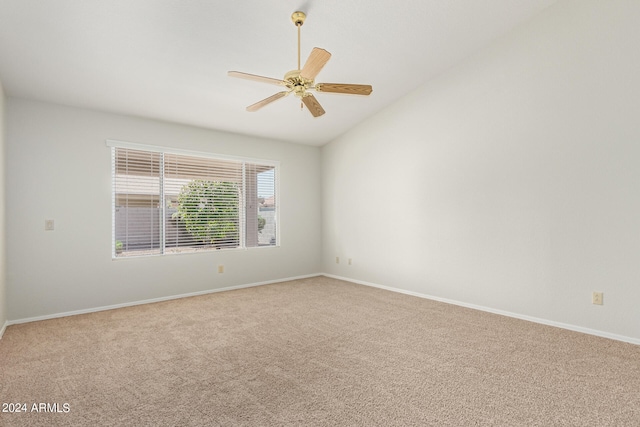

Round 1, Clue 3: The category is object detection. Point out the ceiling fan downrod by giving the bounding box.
[291,11,307,109]
[291,11,306,71]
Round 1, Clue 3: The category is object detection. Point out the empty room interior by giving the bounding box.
[1,0,639,425]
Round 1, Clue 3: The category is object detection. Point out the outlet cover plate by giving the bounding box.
[592,292,603,305]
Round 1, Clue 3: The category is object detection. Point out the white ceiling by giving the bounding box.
[0,0,559,146]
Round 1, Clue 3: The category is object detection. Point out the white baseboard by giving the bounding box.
[7,272,638,347]
[7,273,322,327]
[0,320,7,340]
[323,273,640,346]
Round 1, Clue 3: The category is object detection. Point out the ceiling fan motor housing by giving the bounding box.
[284,69,313,98]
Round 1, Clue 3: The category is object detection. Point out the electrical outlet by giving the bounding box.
[45,219,55,231]
[348,258,352,265]
[592,291,603,305]
[218,265,224,274]
[335,256,340,264]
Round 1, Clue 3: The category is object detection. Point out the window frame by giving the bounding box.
[107,139,280,259]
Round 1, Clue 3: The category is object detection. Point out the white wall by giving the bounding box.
[0,77,6,334]
[322,0,640,342]
[6,98,322,320]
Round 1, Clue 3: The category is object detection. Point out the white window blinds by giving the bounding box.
[113,148,162,256]
[111,143,277,258]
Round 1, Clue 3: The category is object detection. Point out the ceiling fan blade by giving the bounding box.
[246,91,289,112]
[228,71,287,86]
[300,48,331,80]
[315,83,373,96]
[301,94,326,117]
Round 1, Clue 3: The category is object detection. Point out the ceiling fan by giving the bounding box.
[228,11,373,117]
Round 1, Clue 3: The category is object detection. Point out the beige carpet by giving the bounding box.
[1,276,639,426]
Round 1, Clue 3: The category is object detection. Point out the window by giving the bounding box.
[109,141,278,258]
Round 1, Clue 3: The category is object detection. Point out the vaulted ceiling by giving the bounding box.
[0,0,559,145]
